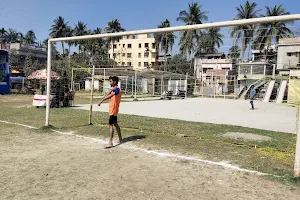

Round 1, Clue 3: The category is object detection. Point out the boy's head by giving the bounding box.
[250,85,254,89]
[109,76,119,87]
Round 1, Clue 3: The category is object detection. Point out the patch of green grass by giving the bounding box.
[0,95,298,185]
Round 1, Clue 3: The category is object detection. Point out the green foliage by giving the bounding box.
[177,2,208,57]
[156,19,176,55]
[166,54,193,74]
[23,53,45,77]
[229,0,260,55]
[195,28,224,56]
[8,49,19,68]
[253,5,294,52]
[24,30,36,45]
[228,45,241,59]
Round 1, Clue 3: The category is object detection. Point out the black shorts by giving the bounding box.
[109,115,118,125]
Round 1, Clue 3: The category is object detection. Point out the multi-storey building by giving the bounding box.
[108,34,157,69]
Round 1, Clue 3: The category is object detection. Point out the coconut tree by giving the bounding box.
[229,1,260,56]
[105,19,125,63]
[49,16,68,55]
[196,32,216,56]
[195,28,224,56]
[228,45,241,58]
[177,2,208,58]
[254,5,294,59]
[6,29,18,43]
[158,19,176,55]
[207,27,224,50]
[155,19,176,70]
[65,26,74,55]
[74,21,88,53]
[24,30,36,45]
[0,28,7,43]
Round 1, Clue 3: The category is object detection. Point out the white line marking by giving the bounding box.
[0,120,38,129]
[0,119,271,176]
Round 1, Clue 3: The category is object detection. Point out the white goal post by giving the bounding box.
[46,14,300,126]
[45,14,300,175]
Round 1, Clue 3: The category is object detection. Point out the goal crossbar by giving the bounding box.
[49,15,300,43]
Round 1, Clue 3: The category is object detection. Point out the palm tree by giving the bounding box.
[177,2,208,58]
[228,45,241,58]
[105,19,125,63]
[24,30,36,45]
[7,29,18,43]
[65,26,74,55]
[157,19,176,55]
[195,32,216,56]
[155,19,176,70]
[207,27,224,49]
[0,28,7,43]
[254,5,294,58]
[229,1,260,56]
[195,28,224,56]
[92,28,107,56]
[74,21,88,53]
[49,16,68,55]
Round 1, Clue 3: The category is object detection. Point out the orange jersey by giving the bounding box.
[109,87,122,116]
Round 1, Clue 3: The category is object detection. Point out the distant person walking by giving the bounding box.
[249,85,256,110]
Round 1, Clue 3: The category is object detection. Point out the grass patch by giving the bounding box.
[0,95,298,185]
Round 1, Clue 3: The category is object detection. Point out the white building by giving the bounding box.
[194,53,236,81]
[108,34,157,69]
[277,38,300,73]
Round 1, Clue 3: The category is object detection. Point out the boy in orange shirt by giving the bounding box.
[98,76,122,148]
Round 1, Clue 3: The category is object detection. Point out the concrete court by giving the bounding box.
[75,98,297,133]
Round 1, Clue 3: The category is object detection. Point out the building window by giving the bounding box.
[127,53,132,58]
[138,53,142,58]
[113,44,117,49]
[139,43,142,48]
[145,43,149,48]
[144,52,149,58]
[122,62,125,66]
[152,52,156,58]
[138,62,141,67]
[128,44,132,48]
[152,43,156,49]
[127,62,132,66]
[144,62,149,67]
[113,53,116,58]
[287,53,292,57]
[123,44,125,48]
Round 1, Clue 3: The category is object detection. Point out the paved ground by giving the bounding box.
[1,124,300,200]
[75,98,297,133]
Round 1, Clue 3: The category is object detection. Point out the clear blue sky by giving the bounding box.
[1,0,299,54]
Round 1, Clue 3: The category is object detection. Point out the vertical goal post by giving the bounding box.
[45,14,300,176]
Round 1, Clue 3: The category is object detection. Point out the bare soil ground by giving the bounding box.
[1,125,300,200]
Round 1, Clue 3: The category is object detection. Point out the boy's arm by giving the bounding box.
[98,87,119,106]
[98,91,116,106]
